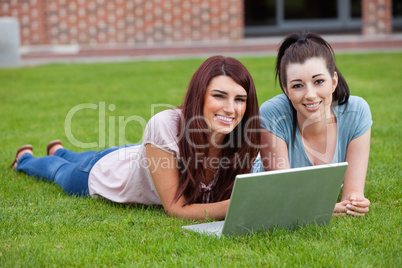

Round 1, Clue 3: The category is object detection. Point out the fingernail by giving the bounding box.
[352,202,357,206]
[346,204,352,209]
[347,210,352,215]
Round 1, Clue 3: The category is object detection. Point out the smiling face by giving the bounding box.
[284,57,338,124]
[203,75,247,144]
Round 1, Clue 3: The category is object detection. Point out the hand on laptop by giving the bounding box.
[333,194,370,217]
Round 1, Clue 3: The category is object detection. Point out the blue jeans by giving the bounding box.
[16,145,134,197]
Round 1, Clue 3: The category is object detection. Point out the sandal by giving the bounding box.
[46,140,62,155]
[10,144,33,169]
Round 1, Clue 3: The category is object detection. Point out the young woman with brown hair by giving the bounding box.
[252,32,372,217]
[11,56,260,220]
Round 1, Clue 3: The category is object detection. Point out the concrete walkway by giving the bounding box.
[20,33,402,66]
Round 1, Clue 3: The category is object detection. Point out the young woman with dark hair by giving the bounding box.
[252,32,372,217]
[11,55,260,220]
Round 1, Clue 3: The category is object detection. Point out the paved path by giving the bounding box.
[20,33,402,66]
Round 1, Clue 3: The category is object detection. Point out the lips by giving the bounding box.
[215,114,235,125]
[303,101,322,110]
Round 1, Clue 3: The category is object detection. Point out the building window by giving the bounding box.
[350,0,361,19]
[244,0,277,26]
[284,0,337,20]
[394,0,402,17]
[245,0,362,35]
[245,0,400,35]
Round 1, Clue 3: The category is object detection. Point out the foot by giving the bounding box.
[48,144,63,156]
[46,140,63,156]
[11,145,33,169]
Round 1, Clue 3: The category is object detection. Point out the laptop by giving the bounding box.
[182,162,348,237]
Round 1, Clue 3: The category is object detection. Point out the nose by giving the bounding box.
[304,84,317,100]
[223,99,235,114]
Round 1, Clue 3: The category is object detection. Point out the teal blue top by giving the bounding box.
[251,94,373,172]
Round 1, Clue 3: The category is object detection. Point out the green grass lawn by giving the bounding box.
[1,53,401,267]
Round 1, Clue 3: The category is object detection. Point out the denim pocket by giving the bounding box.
[78,146,119,173]
[78,155,97,173]
[77,145,138,173]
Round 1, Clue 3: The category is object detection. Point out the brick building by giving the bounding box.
[0,0,400,46]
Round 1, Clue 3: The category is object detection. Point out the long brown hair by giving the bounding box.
[176,56,260,205]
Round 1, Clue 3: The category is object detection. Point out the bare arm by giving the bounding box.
[145,144,229,220]
[334,129,371,217]
[260,128,290,171]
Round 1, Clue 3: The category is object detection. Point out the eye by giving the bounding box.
[315,79,325,85]
[213,94,225,99]
[291,84,303,89]
[235,98,246,103]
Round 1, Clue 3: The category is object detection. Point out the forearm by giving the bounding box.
[260,130,290,171]
[342,130,371,201]
[165,199,230,220]
[341,175,366,201]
